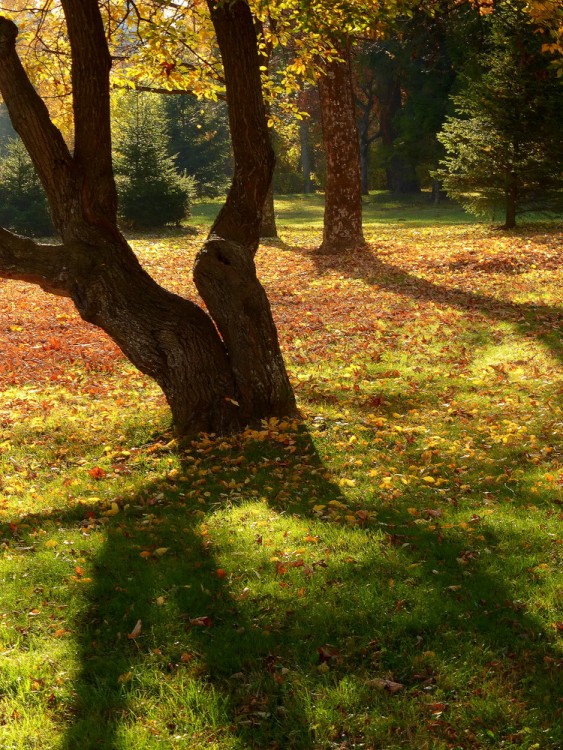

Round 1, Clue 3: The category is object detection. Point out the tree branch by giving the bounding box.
[0,228,71,297]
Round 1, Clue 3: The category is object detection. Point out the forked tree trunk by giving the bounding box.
[317,44,365,254]
[0,0,296,437]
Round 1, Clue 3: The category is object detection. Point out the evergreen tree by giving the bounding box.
[113,92,195,228]
[0,137,54,236]
[164,95,231,199]
[435,4,563,228]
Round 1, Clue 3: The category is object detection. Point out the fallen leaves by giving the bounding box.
[367,678,404,694]
[188,616,212,627]
[128,619,142,639]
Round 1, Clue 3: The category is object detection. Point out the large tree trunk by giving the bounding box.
[317,44,365,254]
[194,0,294,426]
[0,0,296,437]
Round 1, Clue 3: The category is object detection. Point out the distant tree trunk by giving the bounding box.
[317,43,365,253]
[378,77,420,194]
[504,170,517,229]
[0,0,296,437]
[431,178,444,205]
[354,73,379,196]
[300,118,313,194]
[360,138,370,195]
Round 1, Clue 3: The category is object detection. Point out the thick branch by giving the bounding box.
[61,0,117,224]
[0,17,75,233]
[0,228,71,296]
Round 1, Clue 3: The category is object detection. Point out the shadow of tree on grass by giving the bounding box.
[307,248,562,366]
[2,425,560,749]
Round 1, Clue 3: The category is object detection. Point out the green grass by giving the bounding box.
[188,190,475,228]
[0,220,561,749]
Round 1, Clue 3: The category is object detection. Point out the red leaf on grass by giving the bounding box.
[189,616,212,627]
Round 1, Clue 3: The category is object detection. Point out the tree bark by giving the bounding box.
[0,0,296,437]
[317,44,365,254]
[260,182,278,238]
[195,0,294,426]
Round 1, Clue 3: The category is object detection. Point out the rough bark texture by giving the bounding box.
[317,45,365,254]
[260,183,278,238]
[195,0,295,426]
[0,0,296,436]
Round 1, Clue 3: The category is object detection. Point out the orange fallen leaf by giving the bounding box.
[88,467,107,480]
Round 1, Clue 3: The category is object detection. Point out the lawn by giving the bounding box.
[0,201,561,749]
[188,190,475,228]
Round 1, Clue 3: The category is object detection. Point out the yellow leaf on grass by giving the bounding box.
[154,548,169,557]
[423,476,436,484]
[45,540,58,548]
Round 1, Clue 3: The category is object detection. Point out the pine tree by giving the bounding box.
[435,4,563,228]
[113,93,195,228]
[0,137,54,236]
[165,95,231,199]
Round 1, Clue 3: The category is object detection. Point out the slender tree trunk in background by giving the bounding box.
[504,171,518,229]
[317,43,365,254]
[355,81,378,196]
[378,77,420,194]
[0,0,296,437]
[360,139,370,196]
[300,118,313,193]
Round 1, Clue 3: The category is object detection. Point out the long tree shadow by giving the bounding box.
[2,425,560,749]
[307,247,562,365]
